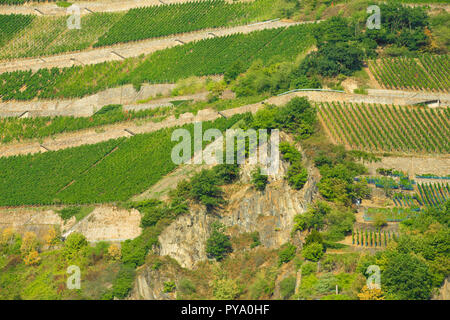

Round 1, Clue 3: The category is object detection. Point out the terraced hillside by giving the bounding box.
[318,102,450,154]
[0,23,316,100]
[0,0,449,304]
[369,55,450,92]
[0,0,278,59]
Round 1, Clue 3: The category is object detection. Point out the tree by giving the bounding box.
[224,60,245,83]
[251,167,268,191]
[206,223,232,261]
[279,276,296,300]
[278,243,297,265]
[44,227,58,247]
[190,169,224,211]
[63,232,88,261]
[357,285,384,300]
[382,252,433,300]
[20,231,38,256]
[213,278,240,300]
[24,250,41,266]
[302,242,324,262]
[108,243,122,261]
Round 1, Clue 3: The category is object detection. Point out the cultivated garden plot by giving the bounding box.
[0,0,277,59]
[0,24,316,101]
[369,55,450,93]
[318,102,450,154]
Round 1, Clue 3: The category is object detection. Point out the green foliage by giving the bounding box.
[0,24,315,101]
[212,164,240,185]
[278,243,297,265]
[251,167,268,191]
[366,3,429,51]
[250,232,261,249]
[280,141,308,190]
[299,42,364,77]
[382,252,433,300]
[189,169,225,211]
[110,264,135,299]
[301,262,317,276]
[94,0,277,47]
[233,59,320,97]
[248,268,277,299]
[63,233,88,262]
[302,242,324,262]
[213,278,241,300]
[178,278,196,296]
[293,201,330,232]
[279,276,296,299]
[163,281,176,293]
[0,14,34,47]
[135,199,168,228]
[206,222,232,261]
[0,115,244,206]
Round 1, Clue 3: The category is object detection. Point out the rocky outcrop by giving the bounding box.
[63,206,142,242]
[156,142,318,269]
[434,277,450,300]
[0,206,142,242]
[131,265,179,300]
[157,205,214,269]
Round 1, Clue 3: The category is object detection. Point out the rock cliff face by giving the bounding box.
[434,277,450,300]
[157,204,214,269]
[133,139,319,299]
[155,148,318,269]
[131,264,179,300]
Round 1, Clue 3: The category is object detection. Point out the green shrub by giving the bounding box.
[278,243,297,265]
[286,162,308,190]
[301,262,317,276]
[279,276,296,300]
[111,264,136,299]
[213,164,240,184]
[251,167,268,191]
[163,281,176,293]
[178,278,196,296]
[302,242,324,262]
[190,169,225,211]
[63,232,88,261]
[250,232,261,249]
[206,222,232,261]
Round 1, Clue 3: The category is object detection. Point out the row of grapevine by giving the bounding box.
[0,0,276,60]
[369,55,450,92]
[392,193,420,208]
[364,207,419,222]
[0,115,245,206]
[0,14,34,47]
[318,102,450,154]
[352,229,398,247]
[0,24,316,101]
[0,105,171,143]
[94,0,275,47]
[416,182,449,207]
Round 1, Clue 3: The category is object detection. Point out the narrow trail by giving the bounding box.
[0,20,306,73]
[1,89,449,158]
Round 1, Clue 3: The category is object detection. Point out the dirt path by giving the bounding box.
[0,20,305,74]
[0,0,210,16]
[1,89,449,157]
